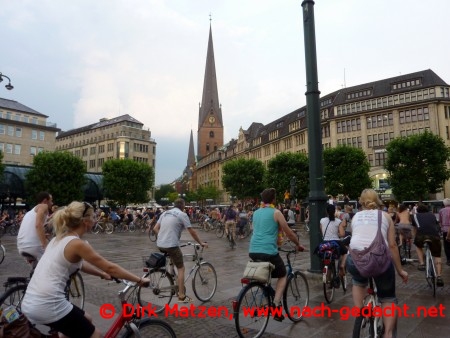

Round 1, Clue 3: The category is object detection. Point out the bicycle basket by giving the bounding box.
[144,253,166,268]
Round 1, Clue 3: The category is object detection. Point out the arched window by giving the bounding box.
[209,131,214,138]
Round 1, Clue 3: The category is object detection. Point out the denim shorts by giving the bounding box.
[346,255,397,304]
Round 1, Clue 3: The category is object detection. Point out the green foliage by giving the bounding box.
[102,159,154,206]
[265,152,309,202]
[222,158,266,200]
[155,184,175,203]
[385,131,450,201]
[25,151,86,205]
[323,146,372,198]
[192,185,221,204]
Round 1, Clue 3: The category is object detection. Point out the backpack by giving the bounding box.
[226,208,236,220]
[348,210,391,278]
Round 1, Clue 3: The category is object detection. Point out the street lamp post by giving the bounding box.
[0,73,14,90]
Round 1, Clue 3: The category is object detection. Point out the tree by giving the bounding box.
[385,131,450,202]
[155,184,175,204]
[102,159,154,206]
[323,146,372,198]
[265,152,309,203]
[25,151,86,205]
[222,158,266,200]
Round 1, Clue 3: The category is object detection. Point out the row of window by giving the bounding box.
[392,79,421,90]
[399,107,429,123]
[0,125,45,140]
[0,111,39,124]
[337,137,362,148]
[337,118,362,133]
[367,133,395,148]
[368,152,387,167]
[366,113,393,129]
[336,88,436,116]
[346,88,372,100]
[0,143,43,155]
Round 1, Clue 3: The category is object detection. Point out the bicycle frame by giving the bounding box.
[424,242,436,279]
[165,243,203,286]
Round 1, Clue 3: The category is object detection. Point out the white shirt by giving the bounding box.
[320,217,341,241]
[17,207,42,250]
[350,209,389,250]
[22,236,82,324]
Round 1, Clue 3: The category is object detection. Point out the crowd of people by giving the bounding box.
[4,187,450,337]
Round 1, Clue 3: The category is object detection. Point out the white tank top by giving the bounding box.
[350,210,389,250]
[22,236,82,324]
[17,207,46,249]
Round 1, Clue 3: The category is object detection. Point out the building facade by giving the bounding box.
[190,69,450,203]
[55,114,156,173]
[0,98,60,166]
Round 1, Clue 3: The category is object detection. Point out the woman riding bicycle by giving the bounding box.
[249,188,304,322]
[346,189,408,338]
[21,201,150,338]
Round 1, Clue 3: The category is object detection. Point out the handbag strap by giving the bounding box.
[322,220,331,240]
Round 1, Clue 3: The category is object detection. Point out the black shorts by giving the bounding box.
[249,253,287,278]
[414,233,441,257]
[158,246,184,268]
[47,304,95,338]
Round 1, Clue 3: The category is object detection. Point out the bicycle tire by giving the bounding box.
[204,221,211,232]
[149,229,157,242]
[283,271,309,322]
[192,262,217,302]
[137,269,174,314]
[104,222,114,234]
[215,224,224,238]
[91,223,100,234]
[128,223,136,232]
[352,314,375,338]
[0,244,5,264]
[9,224,19,236]
[234,282,270,338]
[0,283,27,309]
[66,272,85,310]
[426,250,436,297]
[121,318,176,338]
[323,263,335,304]
[340,274,347,294]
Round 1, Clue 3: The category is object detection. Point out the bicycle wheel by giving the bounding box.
[91,223,100,234]
[138,269,174,314]
[352,315,375,338]
[0,244,5,264]
[283,271,309,322]
[192,262,217,301]
[128,223,136,232]
[104,222,114,235]
[122,318,176,338]
[340,274,347,294]
[323,263,335,304]
[9,224,19,236]
[149,229,158,242]
[0,284,27,309]
[234,282,270,338]
[67,272,85,310]
[204,221,211,232]
[426,250,436,297]
[215,224,224,238]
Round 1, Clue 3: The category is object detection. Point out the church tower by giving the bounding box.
[197,23,224,160]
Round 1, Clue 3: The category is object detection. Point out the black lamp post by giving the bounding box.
[0,73,14,90]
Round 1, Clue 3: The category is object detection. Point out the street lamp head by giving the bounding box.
[5,83,13,90]
[0,73,14,90]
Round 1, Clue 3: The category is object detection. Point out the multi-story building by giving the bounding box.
[0,98,60,166]
[55,114,156,173]
[190,69,450,202]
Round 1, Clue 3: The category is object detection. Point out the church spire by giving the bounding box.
[187,129,195,167]
[197,22,223,159]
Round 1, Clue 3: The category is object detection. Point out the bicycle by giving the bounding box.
[215,221,225,238]
[91,219,114,234]
[227,228,237,249]
[352,277,395,338]
[395,226,412,264]
[0,252,85,311]
[233,247,309,338]
[424,239,437,297]
[137,242,217,313]
[320,243,347,304]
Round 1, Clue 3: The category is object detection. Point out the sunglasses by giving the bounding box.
[83,202,93,217]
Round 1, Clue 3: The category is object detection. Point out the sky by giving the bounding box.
[1,0,450,185]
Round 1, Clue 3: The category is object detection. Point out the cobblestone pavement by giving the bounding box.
[1,224,449,337]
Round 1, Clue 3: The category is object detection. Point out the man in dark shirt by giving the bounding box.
[412,204,443,286]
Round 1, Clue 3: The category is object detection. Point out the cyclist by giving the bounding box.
[154,198,208,303]
[17,191,53,260]
[395,203,412,247]
[21,201,150,338]
[222,204,238,244]
[249,188,304,322]
[412,204,444,286]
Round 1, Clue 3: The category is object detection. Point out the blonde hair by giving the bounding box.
[52,201,94,238]
[358,189,382,210]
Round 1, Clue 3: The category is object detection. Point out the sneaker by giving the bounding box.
[418,264,425,271]
[178,295,194,303]
[437,276,444,287]
[271,305,285,322]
